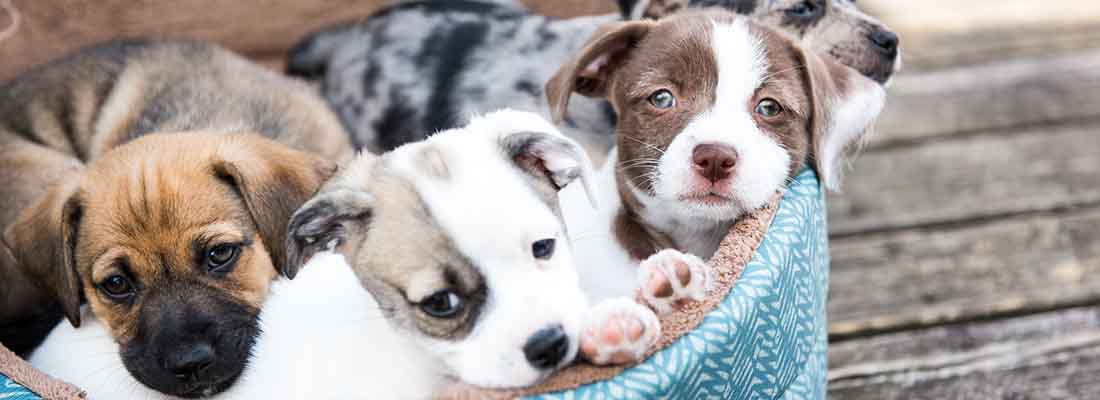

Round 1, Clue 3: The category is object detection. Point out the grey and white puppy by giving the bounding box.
[287,0,899,160]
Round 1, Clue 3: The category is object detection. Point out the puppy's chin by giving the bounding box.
[118,309,260,398]
[672,196,749,223]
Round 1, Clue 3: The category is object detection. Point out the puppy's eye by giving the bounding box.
[786,1,818,18]
[99,275,135,300]
[206,243,241,273]
[419,290,464,318]
[532,238,556,260]
[754,98,784,118]
[647,89,676,109]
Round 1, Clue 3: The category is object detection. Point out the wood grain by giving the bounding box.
[872,49,1100,149]
[860,0,1100,71]
[829,122,1100,236]
[829,306,1100,399]
[520,0,616,18]
[829,206,1100,337]
[0,0,395,81]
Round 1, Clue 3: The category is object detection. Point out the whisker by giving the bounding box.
[620,135,665,155]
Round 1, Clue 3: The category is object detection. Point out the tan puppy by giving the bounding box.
[0,39,348,397]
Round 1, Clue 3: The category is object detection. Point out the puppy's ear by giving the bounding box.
[500,130,599,208]
[2,180,85,327]
[211,135,338,277]
[545,20,655,123]
[800,47,887,190]
[285,153,378,279]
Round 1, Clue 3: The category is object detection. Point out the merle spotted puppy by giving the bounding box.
[288,0,899,161]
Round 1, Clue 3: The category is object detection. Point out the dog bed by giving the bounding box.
[444,167,829,400]
[0,168,828,400]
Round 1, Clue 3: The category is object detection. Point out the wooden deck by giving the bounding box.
[829,0,1100,397]
[1,0,1098,397]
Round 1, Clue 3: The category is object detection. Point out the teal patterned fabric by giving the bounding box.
[1,374,41,400]
[530,168,829,400]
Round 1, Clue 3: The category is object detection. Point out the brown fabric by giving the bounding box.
[0,343,86,399]
[437,193,782,399]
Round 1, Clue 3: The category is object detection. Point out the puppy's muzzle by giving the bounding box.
[523,324,570,369]
[165,342,216,379]
[867,26,899,58]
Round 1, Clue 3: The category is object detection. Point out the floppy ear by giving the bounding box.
[285,153,378,279]
[2,180,85,327]
[211,135,338,277]
[500,130,599,209]
[800,47,887,191]
[545,20,655,124]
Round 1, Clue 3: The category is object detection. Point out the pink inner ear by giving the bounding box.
[579,54,610,79]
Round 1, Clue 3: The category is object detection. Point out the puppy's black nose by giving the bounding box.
[692,144,738,183]
[523,324,570,370]
[868,27,899,55]
[166,342,215,378]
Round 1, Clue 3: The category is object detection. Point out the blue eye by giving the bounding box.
[754,98,784,117]
[647,89,676,109]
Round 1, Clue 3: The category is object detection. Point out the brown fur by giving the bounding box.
[547,10,860,261]
[3,132,336,396]
[0,39,351,328]
[5,132,333,336]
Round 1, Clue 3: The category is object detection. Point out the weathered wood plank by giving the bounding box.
[873,49,1100,148]
[828,306,1100,399]
[0,0,395,81]
[830,306,1100,370]
[892,23,1100,73]
[862,0,1100,71]
[829,122,1100,236]
[520,0,616,18]
[828,205,1100,337]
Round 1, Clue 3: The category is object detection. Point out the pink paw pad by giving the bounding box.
[580,299,660,365]
[638,248,712,314]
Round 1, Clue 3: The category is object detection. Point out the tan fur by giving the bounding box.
[0,39,350,330]
[306,155,486,341]
[4,133,333,342]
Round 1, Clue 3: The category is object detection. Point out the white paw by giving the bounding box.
[637,248,712,314]
[580,298,660,365]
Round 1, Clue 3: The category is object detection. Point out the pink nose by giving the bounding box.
[692,144,737,183]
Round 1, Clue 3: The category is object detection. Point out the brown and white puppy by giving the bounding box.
[0,39,348,397]
[548,9,885,357]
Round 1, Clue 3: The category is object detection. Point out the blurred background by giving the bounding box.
[2,0,1099,397]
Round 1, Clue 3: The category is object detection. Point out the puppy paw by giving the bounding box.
[637,248,712,314]
[580,298,660,365]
